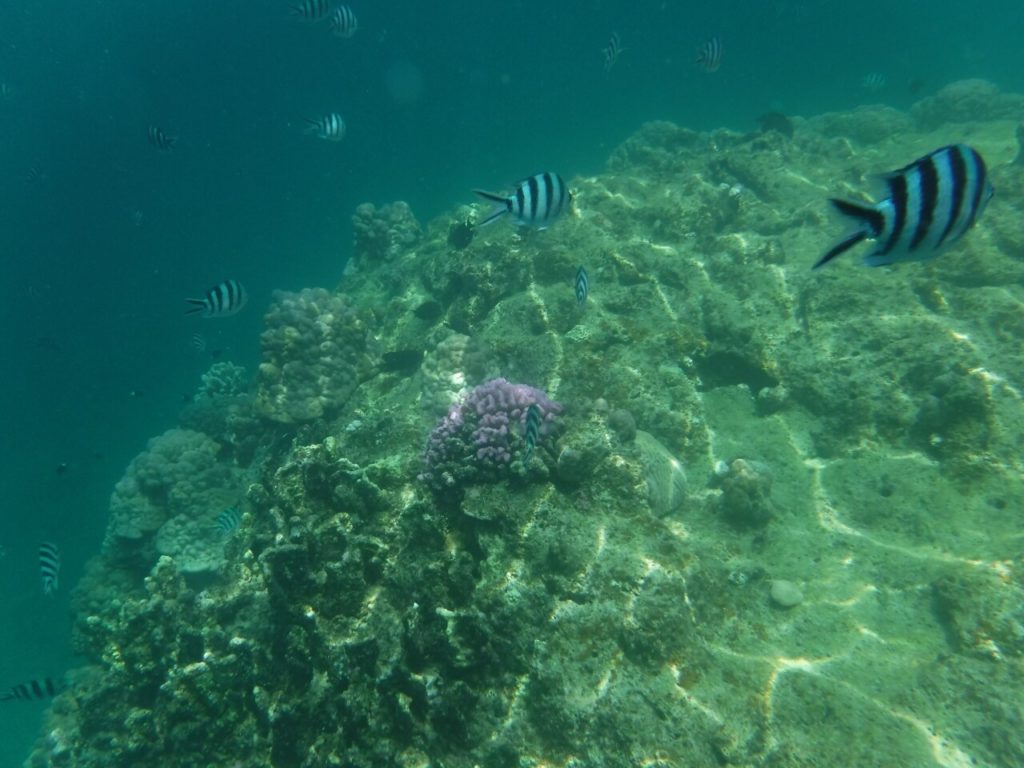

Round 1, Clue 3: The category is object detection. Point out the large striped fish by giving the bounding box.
[815,144,993,269]
[474,172,569,229]
[185,280,248,317]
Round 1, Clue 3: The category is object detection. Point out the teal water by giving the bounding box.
[1,1,1022,763]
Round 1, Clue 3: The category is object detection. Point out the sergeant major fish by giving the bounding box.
[305,113,346,141]
[696,36,722,73]
[39,542,59,595]
[815,143,993,269]
[523,404,542,463]
[603,32,622,72]
[291,0,331,21]
[185,279,248,317]
[147,125,176,151]
[0,678,60,702]
[575,266,589,305]
[474,172,569,229]
[214,506,241,535]
[329,5,358,38]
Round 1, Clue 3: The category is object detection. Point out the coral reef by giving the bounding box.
[27,80,1024,768]
[351,201,422,263]
[102,428,245,577]
[255,288,378,423]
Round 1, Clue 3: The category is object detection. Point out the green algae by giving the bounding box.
[26,80,1024,768]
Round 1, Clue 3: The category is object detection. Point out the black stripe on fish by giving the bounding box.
[910,155,939,250]
[39,542,59,595]
[965,145,988,236]
[937,144,968,248]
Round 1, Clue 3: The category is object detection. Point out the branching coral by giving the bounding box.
[419,378,562,490]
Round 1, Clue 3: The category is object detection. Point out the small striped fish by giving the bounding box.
[474,172,569,229]
[695,36,722,73]
[523,404,542,463]
[291,0,331,20]
[861,72,887,91]
[329,5,358,38]
[147,125,176,151]
[191,333,207,352]
[213,506,241,535]
[575,266,589,306]
[815,144,994,269]
[39,542,59,595]
[304,113,346,141]
[603,32,622,72]
[185,279,248,317]
[0,678,60,702]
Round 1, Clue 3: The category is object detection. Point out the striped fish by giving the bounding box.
[185,280,248,317]
[147,125,176,151]
[603,32,622,72]
[304,113,346,141]
[815,144,994,269]
[213,506,241,535]
[695,36,722,73]
[0,678,60,702]
[191,333,207,352]
[575,265,589,306]
[39,542,59,595]
[474,172,569,229]
[329,5,358,38]
[291,0,331,20]
[523,404,542,463]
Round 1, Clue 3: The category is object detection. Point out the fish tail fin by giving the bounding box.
[813,198,882,269]
[473,190,511,226]
[814,230,869,269]
[473,189,507,204]
[184,299,207,315]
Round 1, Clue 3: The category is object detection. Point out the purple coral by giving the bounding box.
[420,378,562,490]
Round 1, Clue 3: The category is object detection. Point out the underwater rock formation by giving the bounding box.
[103,428,243,568]
[255,287,378,423]
[27,80,1024,768]
[351,200,422,263]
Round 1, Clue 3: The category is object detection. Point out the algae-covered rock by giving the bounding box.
[30,83,1024,768]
